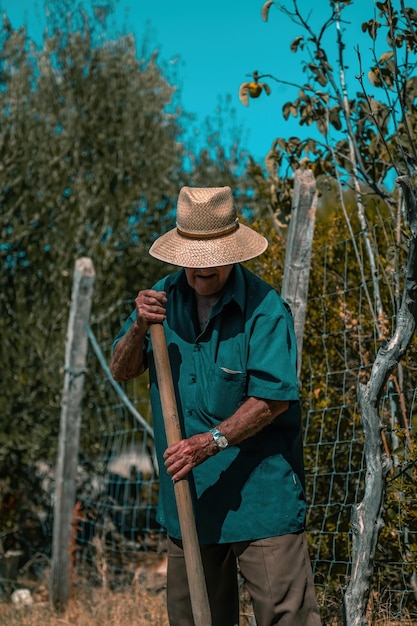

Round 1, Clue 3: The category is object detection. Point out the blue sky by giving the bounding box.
[4,0,381,163]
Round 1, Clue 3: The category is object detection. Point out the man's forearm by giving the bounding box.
[110,321,148,382]
[163,396,290,481]
[216,396,289,447]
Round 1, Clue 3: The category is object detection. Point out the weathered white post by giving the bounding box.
[281,168,318,375]
[51,257,95,611]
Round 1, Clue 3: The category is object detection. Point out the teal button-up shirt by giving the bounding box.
[113,264,306,543]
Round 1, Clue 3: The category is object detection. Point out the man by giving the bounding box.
[110,186,321,626]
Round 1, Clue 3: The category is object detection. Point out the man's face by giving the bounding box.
[184,265,234,297]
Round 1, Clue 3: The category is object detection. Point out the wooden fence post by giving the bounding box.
[281,168,318,375]
[51,257,95,611]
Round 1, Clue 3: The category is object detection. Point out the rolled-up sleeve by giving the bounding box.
[246,293,299,401]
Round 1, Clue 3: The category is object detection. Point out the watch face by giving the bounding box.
[217,435,228,450]
[212,428,229,450]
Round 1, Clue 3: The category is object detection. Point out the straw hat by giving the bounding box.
[149,186,268,268]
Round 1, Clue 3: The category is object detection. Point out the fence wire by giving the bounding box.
[78,217,417,621]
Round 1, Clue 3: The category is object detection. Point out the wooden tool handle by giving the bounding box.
[150,323,212,626]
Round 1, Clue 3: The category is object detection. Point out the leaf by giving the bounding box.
[329,106,342,131]
[261,1,274,22]
[404,7,417,23]
[379,51,394,64]
[317,117,328,136]
[238,82,249,107]
[290,36,304,53]
[361,19,381,40]
[265,149,279,178]
[308,62,328,87]
[276,138,288,151]
[316,90,329,103]
[368,69,383,87]
[288,136,302,149]
[316,73,327,87]
[261,82,271,95]
[395,33,405,49]
[282,102,297,120]
[306,139,318,155]
[405,76,417,100]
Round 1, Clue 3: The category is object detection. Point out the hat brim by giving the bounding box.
[149,223,268,268]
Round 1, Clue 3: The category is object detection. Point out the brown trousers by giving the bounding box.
[167,532,322,626]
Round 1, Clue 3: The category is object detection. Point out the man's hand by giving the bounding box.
[162,398,290,481]
[163,433,217,482]
[111,289,167,382]
[135,289,167,327]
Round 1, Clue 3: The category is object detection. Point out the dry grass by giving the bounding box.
[1,587,415,626]
[0,582,255,626]
[0,587,169,625]
[0,554,254,626]
[0,566,415,625]
[0,552,171,626]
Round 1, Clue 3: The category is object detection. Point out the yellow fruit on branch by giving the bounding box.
[238,75,271,107]
[248,82,262,98]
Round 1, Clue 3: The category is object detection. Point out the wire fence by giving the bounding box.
[74,214,417,621]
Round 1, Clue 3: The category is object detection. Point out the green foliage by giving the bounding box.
[0,10,179,467]
[0,3,258,473]
[255,0,417,224]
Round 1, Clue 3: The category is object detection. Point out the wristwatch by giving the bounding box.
[210,427,229,450]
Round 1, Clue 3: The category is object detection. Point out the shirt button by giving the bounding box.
[190,375,196,383]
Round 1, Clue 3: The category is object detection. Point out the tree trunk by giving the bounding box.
[343,177,417,625]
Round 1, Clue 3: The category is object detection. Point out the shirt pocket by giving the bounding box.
[198,364,247,421]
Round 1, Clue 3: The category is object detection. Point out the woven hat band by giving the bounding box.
[176,219,239,240]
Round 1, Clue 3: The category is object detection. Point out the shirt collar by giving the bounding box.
[169,264,246,313]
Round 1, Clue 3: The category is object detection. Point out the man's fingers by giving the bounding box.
[163,436,210,480]
[165,456,192,480]
[135,290,167,323]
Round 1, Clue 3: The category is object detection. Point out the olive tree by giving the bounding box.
[0,1,257,466]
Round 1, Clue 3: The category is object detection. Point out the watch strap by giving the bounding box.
[210,427,229,450]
